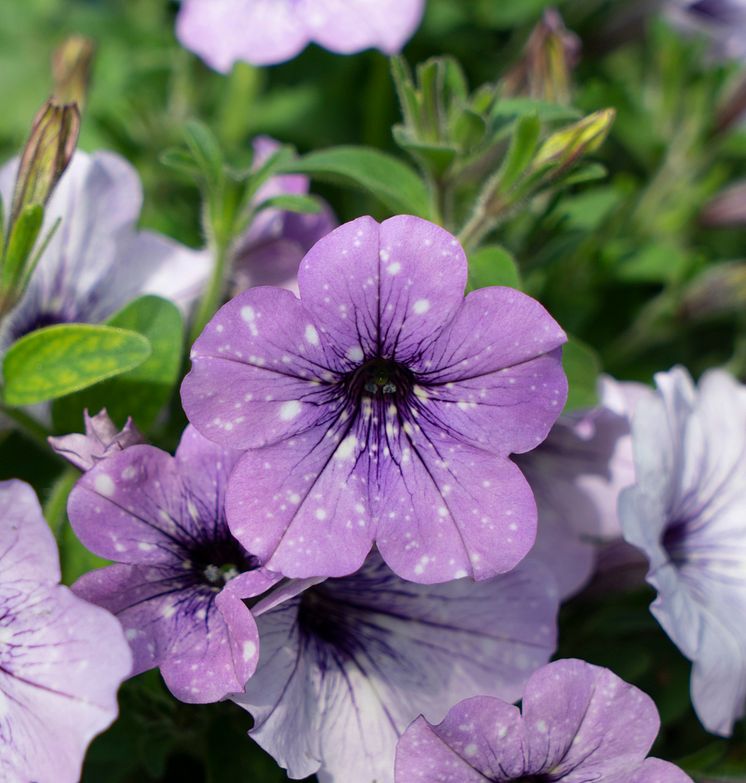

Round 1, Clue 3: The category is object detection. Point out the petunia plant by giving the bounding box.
[1,1,746,782]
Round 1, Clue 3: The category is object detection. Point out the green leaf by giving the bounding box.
[468,245,522,290]
[2,202,43,288]
[562,337,601,412]
[284,146,433,218]
[492,98,581,122]
[393,126,458,178]
[53,296,183,431]
[255,193,322,215]
[496,114,541,195]
[183,120,225,189]
[3,324,151,407]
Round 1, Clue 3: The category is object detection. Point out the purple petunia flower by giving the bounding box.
[620,367,746,736]
[67,425,282,704]
[182,215,568,584]
[0,479,131,783]
[48,408,144,471]
[0,150,211,351]
[232,553,559,783]
[516,376,653,598]
[176,0,427,72]
[231,136,337,296]
[395,658,692,783]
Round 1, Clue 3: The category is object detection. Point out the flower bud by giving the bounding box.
[534,108,615,170]
[52,35,95,108]
[701,181,746,226]
[9,99,80,228]
[503,9,581,104]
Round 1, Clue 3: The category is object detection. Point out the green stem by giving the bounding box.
[189,237,230,346]
[0,403,54,449]
[43,467,79,539]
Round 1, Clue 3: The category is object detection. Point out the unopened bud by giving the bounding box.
[701,181,746,226]
[503,9,581,104]
[52,36,95,108]
[679,262,746,321]
[9,99,80,228]
[534,108,615,170]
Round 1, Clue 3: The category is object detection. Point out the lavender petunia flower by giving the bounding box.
[0,479,131,783]
[182,215,568,583]
[176,0,426,72]
[0,150,211,351]
[231,137,337,296]
[395,658,692,783]
[232,553,559,783]
[516,376,653,597]
[666,0,746,59]
[67,425,282,703]
[48,408,144,471]
[620,367,746,736]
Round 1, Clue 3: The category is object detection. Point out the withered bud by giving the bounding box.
[10,99,80,227]
[503,9,581,104]
[48,409,145,472]
[701,182,746,227]
[52,35,95,108]
[534,108,615,170]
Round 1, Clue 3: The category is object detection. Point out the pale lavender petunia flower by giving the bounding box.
[231,136,337,296]
[666,0,746,59]
[182,215,568,584]
[232,553,559,783]
[620,367,746,736]
[67,425,281,704]
[0,150,211,351]
[0,479,131,783]
[516,376,653,597]
[176,0,426,72]
[395,658,692,783]
[48,408,144,471]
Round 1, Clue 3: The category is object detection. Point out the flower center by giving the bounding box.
[189,535,257,590]
[348,358,415,403]
[297,585,363,662]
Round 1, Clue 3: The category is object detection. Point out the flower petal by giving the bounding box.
[297,215,467,363]
[183,286,336,449]
[376,436,538,582]
[234,555,557,783]
[415,287,567,454]
[176,0,308,72]
[521,659,660,779]
[226,426,374,578]
[0,479,59,583]
[1,582,130,783]
[304,0,425,55]
[395,702,525,783]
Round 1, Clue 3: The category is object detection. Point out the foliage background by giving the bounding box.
[1,0,746,780]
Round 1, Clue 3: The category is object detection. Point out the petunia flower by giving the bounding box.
[232,553,559,783]
[67,425,282,704]
[182,215,568,584]
[394,658,692,783]
[0,479,131,783]
[666,0,746,60]
[620,367,746,736]
[48,408,144,471]
[516,376,653,598]
[176,0,427,72]
[0,150,211,351]
[231,136,337,296]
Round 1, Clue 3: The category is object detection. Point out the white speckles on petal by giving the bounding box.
[279,400,302,421]
[413,299,430,315]
[242,641,257,662]
[347,346,365,362]
[94,474,115,497]
[305,324,320,345]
